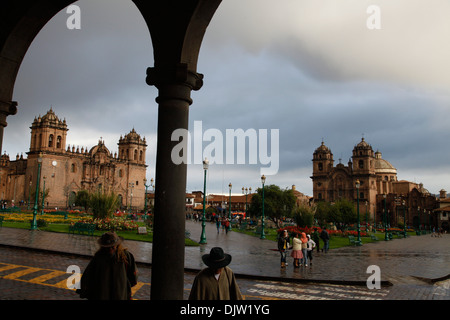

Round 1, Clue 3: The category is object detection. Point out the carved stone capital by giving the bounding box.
[146,63,204,91]
[0,100,18,127]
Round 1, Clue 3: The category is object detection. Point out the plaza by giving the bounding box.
[1,1,450,302]
[0,220,448,301]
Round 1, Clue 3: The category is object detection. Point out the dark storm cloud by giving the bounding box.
[3,0,450,196]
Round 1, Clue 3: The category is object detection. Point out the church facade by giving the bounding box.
[0,108,147,210]
[312,138,397,215]
[311,138,440,229]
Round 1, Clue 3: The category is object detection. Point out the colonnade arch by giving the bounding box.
[0,0,222,299]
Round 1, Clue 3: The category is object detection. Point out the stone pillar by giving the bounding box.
[0,100,17,154]
[147,64,203,300]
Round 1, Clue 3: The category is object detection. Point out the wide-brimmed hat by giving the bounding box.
[202,247,232,269]
[98,232,123,247]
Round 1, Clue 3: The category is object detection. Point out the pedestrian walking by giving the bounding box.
[306,234,316,265]
[278,229,290,268]
[290,233,303,268]
[189,247,243,300]
[320,227,330,253]
[312,228,320,253]
[216,217,221,233]
[225,218,230,234]
[77,232,138,300]
[300,232,308,266]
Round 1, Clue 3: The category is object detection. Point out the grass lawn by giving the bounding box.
[232,225,416,250]
[1,221,199,246]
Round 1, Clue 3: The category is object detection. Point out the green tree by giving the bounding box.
[293,204,314,228]
[314,201,332,227]
[314,199,357,229]
[248,185,296,227]
[75,190,90,211]
[335,198,357,229]
[89,190,119,219]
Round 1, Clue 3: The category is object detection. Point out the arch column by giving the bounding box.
[0,100,17,153]
[147,64,203,300]
[134,0,222,300]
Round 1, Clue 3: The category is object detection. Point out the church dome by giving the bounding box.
[89,139,110,156]
[32,107,67,130]
[374,151,396,174]
[314,141,332,155]
[354,137,372,151]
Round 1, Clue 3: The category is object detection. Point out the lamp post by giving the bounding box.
[27,180,31,210]
[200,158,209,244]
[31,153,43,230]
[129,182,134,213]
[150,178,154,213]
[242,187,251,218]
[417,206,421,235]
[41,176,46,215]
[355,180,362,246]
[383,193,389,241]
[228,183,232,231]
[402,200,407,238]
[260,175,266,239]
[143,178,150,220]
[365,201,368,232]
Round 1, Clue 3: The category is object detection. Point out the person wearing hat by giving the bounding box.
[188,247,243,300]
[77,232,138,300]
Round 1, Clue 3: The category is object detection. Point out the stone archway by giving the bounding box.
[0,0,222,300]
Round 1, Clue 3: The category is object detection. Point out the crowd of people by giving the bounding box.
[277,227,330,269]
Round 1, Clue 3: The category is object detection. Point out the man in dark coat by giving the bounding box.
[77,232,138,300]
[189,247,242,300]
[320,227,330,253]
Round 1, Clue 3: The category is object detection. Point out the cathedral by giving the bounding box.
[311,138,440,228]
[312,138,400,217]
[0,108,147,210]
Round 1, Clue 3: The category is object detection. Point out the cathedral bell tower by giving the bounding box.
[29,108,68,155]
[311,141,334,201]
[352,138,375,176]
[118,128,147,164]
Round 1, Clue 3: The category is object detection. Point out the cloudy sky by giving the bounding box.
[4,0,450,196]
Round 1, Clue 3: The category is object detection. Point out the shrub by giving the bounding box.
[89,190,119,219]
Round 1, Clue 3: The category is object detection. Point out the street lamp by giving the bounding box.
[31,153,43,230]
[402,200,407,238]
[41,176,46,215]
[355,180,362,246]
[383,193,389,241]
[365,201,368,232]
[144,178,150,219]
[260,175,266,239]
[417,206,421,235]
[129,182,134,213]
[242,187,251,218]
[27,180,31,210]
[200,158,209,244]
[228,182,232,231]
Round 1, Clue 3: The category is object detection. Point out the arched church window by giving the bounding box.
[48,134,54,147]
[57,136,62,148]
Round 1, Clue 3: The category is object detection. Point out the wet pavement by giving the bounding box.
[0,220,449,289]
